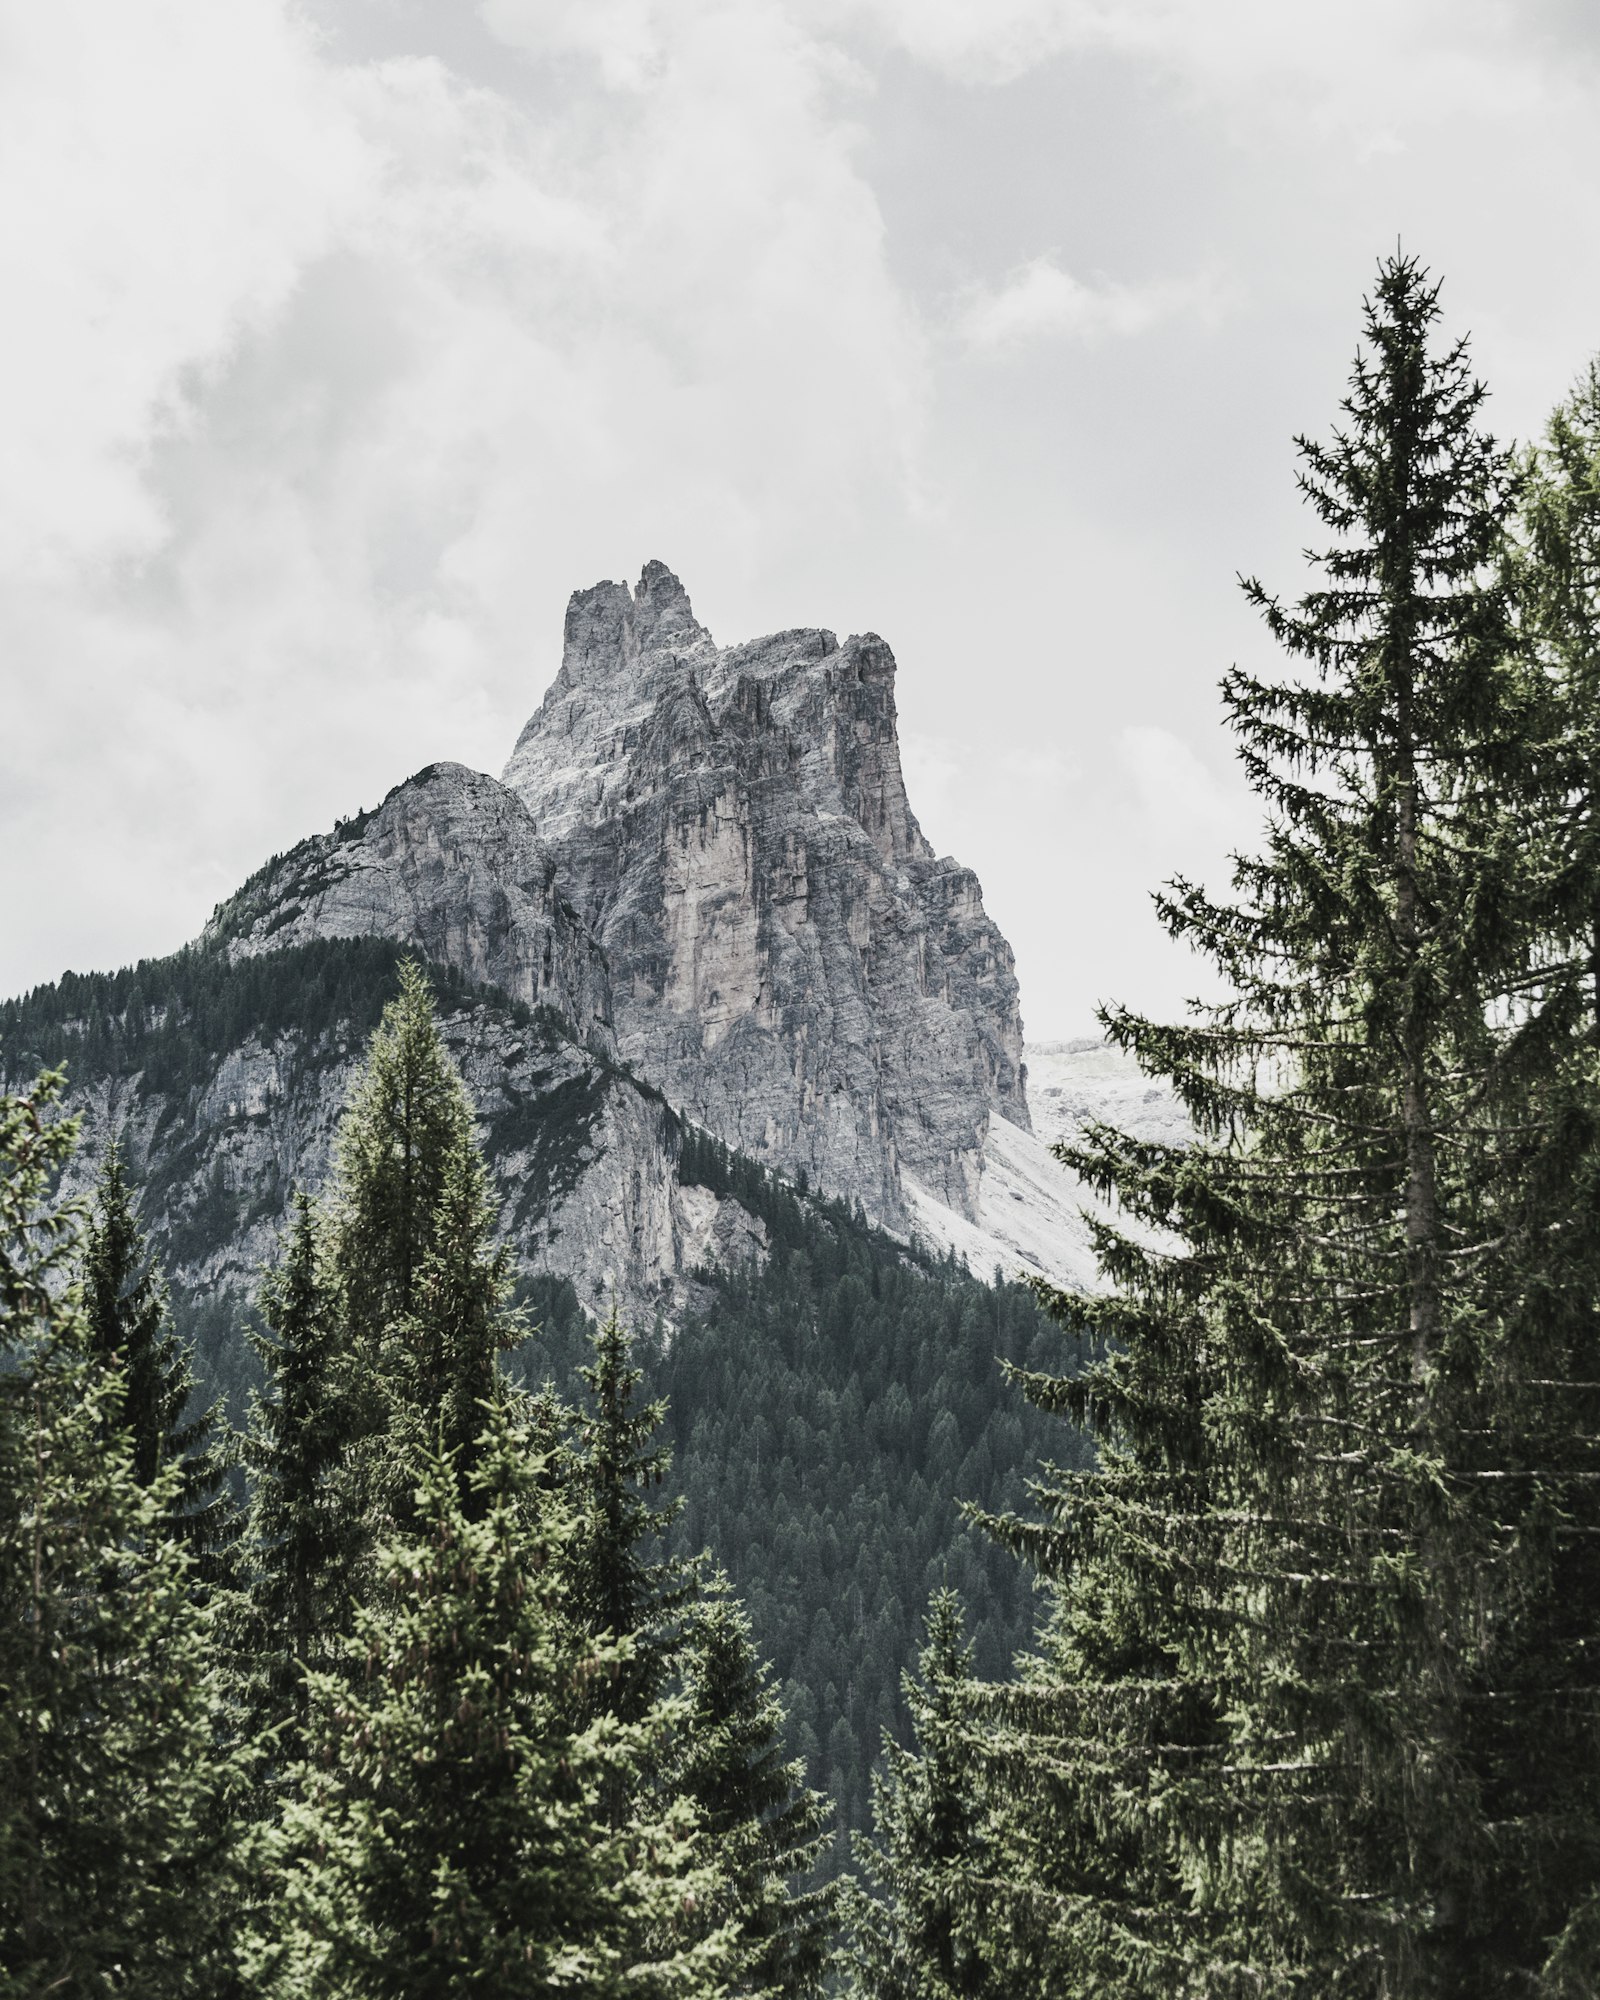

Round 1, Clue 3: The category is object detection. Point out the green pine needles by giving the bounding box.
[884,254,1600,1998]
[249,1413,729,2000]
[3,967,838,1995]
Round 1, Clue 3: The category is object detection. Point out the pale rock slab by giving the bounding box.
[502,561,1029,1229]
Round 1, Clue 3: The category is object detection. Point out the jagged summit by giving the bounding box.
[547,559,714,697]
[499,562,1032,1237]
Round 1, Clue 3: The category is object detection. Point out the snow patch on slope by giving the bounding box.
[900,1038,1189,1293]
[902,1114,1100,1293]
[1025,1036,1190,1152]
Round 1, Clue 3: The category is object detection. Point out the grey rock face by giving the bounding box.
[503,561,1029,1225]
[9,560,1048,1333]
[207,762,614,1049]
[24,982,760,1329]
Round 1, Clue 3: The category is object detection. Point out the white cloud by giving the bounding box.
[0,0,929,993]
[1118,726,1254,853]
[0,1,371,579]
[957,257,1223,351]
[797,0,1571,134]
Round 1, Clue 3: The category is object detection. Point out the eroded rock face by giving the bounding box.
[10,562,1050,1332]
[502,561,1029,1225]
[26,986,760,1328]
[207,762,614,1049]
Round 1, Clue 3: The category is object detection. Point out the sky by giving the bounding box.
[4,0,1600,1039]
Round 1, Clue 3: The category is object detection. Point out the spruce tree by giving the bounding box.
[845,1592,995,2000]
[1465,361,1600,1988]
[327,956,475,1356]
[248,1411,730,2000]
[241,1191,357,1758]
[968,254,1564,1996]
[80,1138,230,1566]
[676,1578,835,1997]
[0,1076,239,1997]
[392,1122,520,1487]
[567,1307,693,1730]
[319,959,499,1556]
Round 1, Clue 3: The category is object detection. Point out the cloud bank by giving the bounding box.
[3,0,1599,1033]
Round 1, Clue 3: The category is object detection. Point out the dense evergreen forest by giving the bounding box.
[0,935,1074,1863]
[9,253,1600,1994]
[510,1179,1072,1858]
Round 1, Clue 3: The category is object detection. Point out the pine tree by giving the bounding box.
[567,1307,693,1731]
[969,255,1564,1996]
[248,1410,730,2000]
[318,959,501,1557]
[80,1138,231,1567]
[0,1075,240,1997]
[845,1592,995,2000]
[327,957,475,1357]
[242,968,523,1752]
[676,1578,835,1997]
[392,1122,521,1487]
[241,1191,358,1759]
[1464,361,1600,1989]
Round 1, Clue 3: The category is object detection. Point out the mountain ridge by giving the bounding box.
[5,561,1116,1317]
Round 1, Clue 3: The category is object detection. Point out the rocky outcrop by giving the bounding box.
[8,562,1072,1330]
[207,762,614,1048]
[16,946,763,1328]
[502,561,1029,1228]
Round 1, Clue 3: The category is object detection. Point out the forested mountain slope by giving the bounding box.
[1,940,1078,1849]
[0,936,770,1365]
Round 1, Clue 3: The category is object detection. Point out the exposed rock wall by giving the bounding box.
[9,561,1064,1322]
[207,762,614,1049]
[25,976,761,1328]
[502,561,1029,1226]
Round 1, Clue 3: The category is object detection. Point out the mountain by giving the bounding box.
[3,560,1101,1329]
[501,561,1110,1291]
[503,560,1028,1226]
[2,560,1145,1847]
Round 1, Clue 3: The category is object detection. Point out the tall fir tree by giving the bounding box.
[241,966,523,1768]
[1466,360,1600,1989]
[327,956,476,1357]
[965,254,1580,1996]
[844,1592,995,2000]
[0,1075,240,1998]
[675,1578,835,1997]
[247,1411,731,2000]
[392,1121,521,1486]
[80,1138,231,1567]
[241,1191,359,1759]
[319,959,503,1555]
[567,1307,693,1731]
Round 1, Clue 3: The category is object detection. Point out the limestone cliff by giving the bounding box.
[6,563,1089,1327]
[502,561,1029,1229]
[207,761,613,1048]
[4,941,766,1333]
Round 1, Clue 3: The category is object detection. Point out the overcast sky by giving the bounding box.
[4,0,1600,1039]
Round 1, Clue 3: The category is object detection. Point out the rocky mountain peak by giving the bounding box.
[554,559,711,694]
[207,759,613,1047]
[500,563,1032,1231]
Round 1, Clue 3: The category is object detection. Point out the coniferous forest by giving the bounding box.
[9,253,1600,1993]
